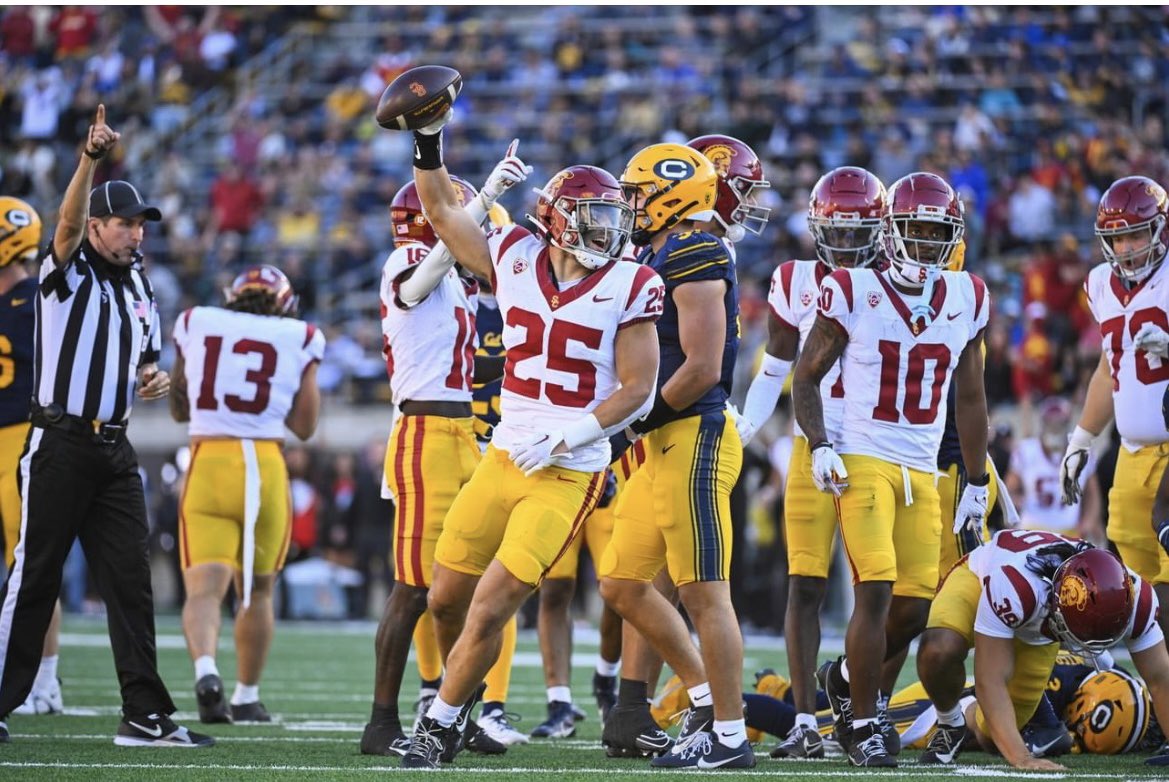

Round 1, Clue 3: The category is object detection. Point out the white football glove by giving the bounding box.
[809,442,848,497]
[481,139,533,207]
[953,481,989,535]
[1134,321,1169,359]
[725,403,755,445]
[509,431,568,477]
[417,108,453,136]
[1059,426,1095,505]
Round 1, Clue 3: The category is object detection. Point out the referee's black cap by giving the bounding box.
[89,180,162,222]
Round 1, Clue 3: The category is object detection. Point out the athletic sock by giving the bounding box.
[427,695,462,728]
[231,682,260,705]
[194,655,218,682]
[34,655,59,691]
[617,678,648,708]
[547,685,572,704]
[936,703,965,727]
[713,718,747,748]
[687,682,713,708]
[595,658,620,677]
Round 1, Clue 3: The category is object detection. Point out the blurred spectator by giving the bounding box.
[207,159,264,245]
[286,446,321,564]
[1007,175,1056,245]
[1012,302,1057,402]
[49,6,99,60]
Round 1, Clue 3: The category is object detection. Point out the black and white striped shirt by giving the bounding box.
[35,239,162,424]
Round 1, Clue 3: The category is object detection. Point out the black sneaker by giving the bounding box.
[402,715,458,769]
[530,701,576,739]
[360,720,410,757]
[919,721,968,765]
[593,673,617,724]
[464,719,508,755]
[0,720,9,743]
[438,683,486,764]
[114,713,215,747]
[195,674,230,724]
[817,657,853,751]
[847,722,895,767]
[1022,723,1072,758]
[230,701,271,723]
[771,724,825,759]
[601,703,674,758]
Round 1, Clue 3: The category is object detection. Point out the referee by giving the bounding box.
[0,105,212,747]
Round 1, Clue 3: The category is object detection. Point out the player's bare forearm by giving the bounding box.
[413,166,492,279]
[1078,352,1115,435]
[473,354,505,385]
[973,634,1030,765]
[168,354,190,422]
[766,311,800,362]
[792,315,846,445]
[593,321,659,432]
[285,362,321,441]
[661,280,725,410]
[955,331,990,478]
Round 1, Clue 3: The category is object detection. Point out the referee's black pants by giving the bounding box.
[0,423,176,719]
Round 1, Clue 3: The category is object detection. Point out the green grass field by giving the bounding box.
[1,614,1165,780]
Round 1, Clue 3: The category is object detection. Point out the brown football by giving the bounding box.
[375,65,463,131]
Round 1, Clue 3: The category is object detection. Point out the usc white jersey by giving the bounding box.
[1084,261,1169,449]
[819,268,990,472]
[379,241,479,405]
[485,225,664,472]
[969,529,1161,652]
[174,307,325,439]
[769,259,843,441]
[1012,438,1093,533]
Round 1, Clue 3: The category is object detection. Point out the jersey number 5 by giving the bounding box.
[872,340,952,425]
[503,308,602,407]
[196,336,277,414]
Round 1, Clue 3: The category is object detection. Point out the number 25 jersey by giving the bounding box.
[818,268,989,473]
[485,225,664,472]
[174,307,326,439]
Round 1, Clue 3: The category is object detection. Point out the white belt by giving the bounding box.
[241,439,261,608]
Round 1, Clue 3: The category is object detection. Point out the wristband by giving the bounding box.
[412,131,444,171]
[810,441,832,452]
[1068,425,1096,451]
[561,413,603,452]
[84,147,105,160]
[631,390,678,435]
[967,472,990,488]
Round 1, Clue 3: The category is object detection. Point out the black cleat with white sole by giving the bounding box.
[115,713,215,747]
[601,703,673,758]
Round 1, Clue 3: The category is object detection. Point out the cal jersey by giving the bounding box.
[769,260,842,441]
[637,230,737,418]
[1012,438,1093,533]
[819,268,990,473]
[174,307,325,439]
[1084,260,1169,448]
[380,241,478,405]
[486,225,664,472]
[969,529,1162,651]
[472,293,504,449]
[0,276,37,426]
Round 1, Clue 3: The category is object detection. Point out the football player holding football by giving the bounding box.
[793,172,990,766]
[401,116,663,769]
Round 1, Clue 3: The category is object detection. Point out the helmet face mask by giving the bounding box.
[531,165,632,270]
[1095,176,1169,285]
[808,167,885,269]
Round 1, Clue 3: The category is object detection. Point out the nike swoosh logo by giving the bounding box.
[947,312,962,320]
[414,147,421,160]
[555,475,575,483]
[763,371,783,377]
[698,754,743,769]
[128,721,163,737]
[593,295,614,303]
[637,734,672,749]
[661,444,676,454]
[1029,735,1065,755]
[11,299,27,307]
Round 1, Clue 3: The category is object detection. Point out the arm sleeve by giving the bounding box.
[741,353,793,434]
[396,242,454,307]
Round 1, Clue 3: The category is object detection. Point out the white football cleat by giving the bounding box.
[14,678,63,715]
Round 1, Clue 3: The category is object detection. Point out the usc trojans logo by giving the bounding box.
[1059,574,1090,611]
[451,182,468,204]
[1148,182,1168,208]
[546,169,574,194]
[409,82,427,97]
[704,144,737,178]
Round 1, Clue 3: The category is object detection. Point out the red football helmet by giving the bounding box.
[390,176,478,249]
[686,134,770,242]
[1047,548,1134,655]
[882,172,965,285]
[531,165,633,270]
[226,264,298,316]
[1095,176,1169,284]
[808,166,886,269]
[1038,397,1073,454]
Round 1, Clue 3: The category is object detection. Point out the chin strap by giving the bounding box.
[908,266,940,323]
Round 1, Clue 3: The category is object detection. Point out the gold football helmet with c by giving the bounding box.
[619,143,718,246]
[0,196,42,268]
[1066,669,1150,754]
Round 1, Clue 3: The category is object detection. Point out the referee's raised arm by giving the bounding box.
[52,103,121,266]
